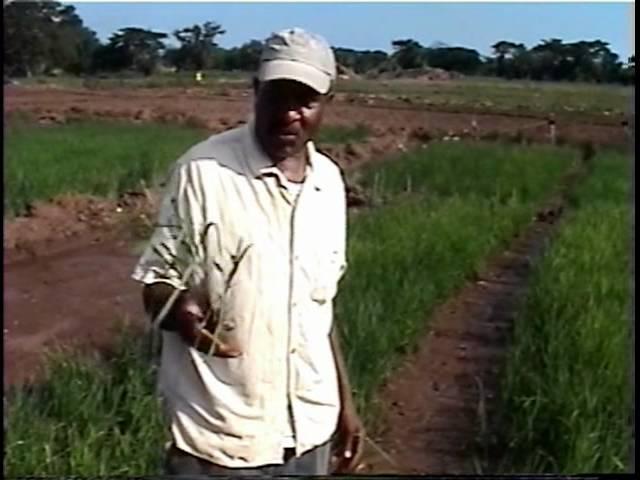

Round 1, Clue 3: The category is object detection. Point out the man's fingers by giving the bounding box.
[213,341,242,358]
[192,329,242,358]
[336,433,363,473]
[347,434,364,470]
[348,431,363,456]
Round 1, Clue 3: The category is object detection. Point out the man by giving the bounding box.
[132,27,363,476]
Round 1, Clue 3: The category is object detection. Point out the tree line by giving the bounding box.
[4,1,635,85]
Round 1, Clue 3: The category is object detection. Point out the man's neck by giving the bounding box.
[275,150,308,183]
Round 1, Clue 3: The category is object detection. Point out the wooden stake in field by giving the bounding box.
[548,116,557,145]
[622,119,631,139]
[471,116,479,140]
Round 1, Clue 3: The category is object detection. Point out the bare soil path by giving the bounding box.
[4,235,146,388]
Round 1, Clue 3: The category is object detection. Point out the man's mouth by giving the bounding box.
[274,131,299,142]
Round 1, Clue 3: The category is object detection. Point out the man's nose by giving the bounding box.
[274,96,303,120]
[282,106,302,123]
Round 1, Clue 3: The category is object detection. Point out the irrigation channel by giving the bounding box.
[363,157,587,474]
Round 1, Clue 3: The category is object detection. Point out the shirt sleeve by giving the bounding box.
[131,161,208,291]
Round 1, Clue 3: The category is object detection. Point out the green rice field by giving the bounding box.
[4,122,583,475]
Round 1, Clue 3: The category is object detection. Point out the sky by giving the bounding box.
[67,2,634,61]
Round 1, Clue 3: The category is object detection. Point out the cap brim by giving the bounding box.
[258,59,331,94]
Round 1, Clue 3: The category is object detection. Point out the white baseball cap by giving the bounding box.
[258,28,337,94]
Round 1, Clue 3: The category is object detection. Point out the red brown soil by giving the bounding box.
[4,85,629,147]
[4,239,147,388]
[4,191,156,262]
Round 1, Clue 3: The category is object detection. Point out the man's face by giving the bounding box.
[254,79,330,161]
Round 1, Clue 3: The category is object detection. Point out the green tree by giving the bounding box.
[593,43,623,83]
[528,38,624,83]
[425,46,483,74]
[491,40,527,78]
[228,39,263,71]
[334,47,388,74]
[172,21,226,71]
[47,5,100,74]
[563,41,596,81]
[4,0,98,76]
[391,39,425,70]
[93,27,167,75]
[530,38,566,81]
[354,50,388,73]
[334,47,359,71]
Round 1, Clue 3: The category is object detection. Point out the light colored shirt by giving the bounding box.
[285,178,305,200]
[131,120,348,468]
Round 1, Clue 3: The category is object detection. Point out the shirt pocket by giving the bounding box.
[195,352,265,416]
[205,354,257,390]
[309,246,345,305]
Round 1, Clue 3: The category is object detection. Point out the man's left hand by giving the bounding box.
[332,402,365,473]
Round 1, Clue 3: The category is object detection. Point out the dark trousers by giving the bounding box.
[165,441,332,477]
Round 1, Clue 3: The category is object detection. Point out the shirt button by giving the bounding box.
[290,347,297,354]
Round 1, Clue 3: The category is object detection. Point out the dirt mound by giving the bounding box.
[4,192,157,263]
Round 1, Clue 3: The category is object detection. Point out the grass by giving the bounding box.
[4,120,370,217]
[4,120,209,217]
[5,329,167,476]
[354,141,570,201]
[15,70,252,92]
[496,150,632,473]
[337,142,577,414]
[317,123,370,144]
[4,141,577,476]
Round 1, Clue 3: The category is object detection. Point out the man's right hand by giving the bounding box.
[174,294,241,358]
[143,283,241,358]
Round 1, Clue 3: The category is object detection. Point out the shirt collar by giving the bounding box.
[242,117,323,191]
